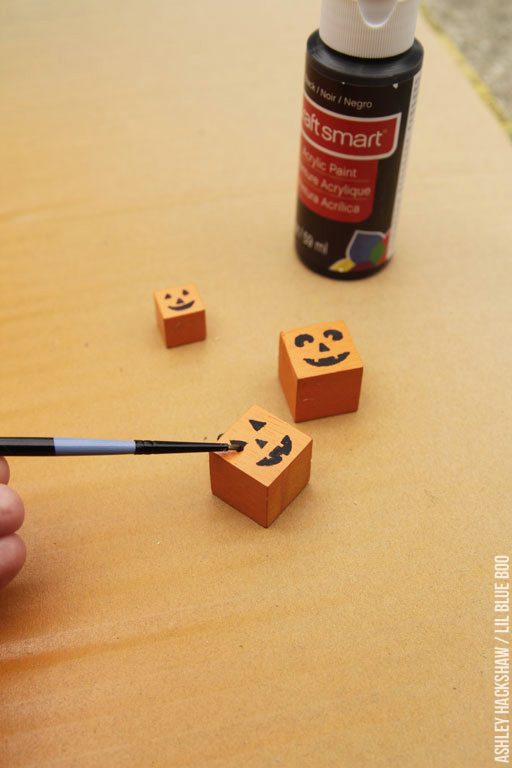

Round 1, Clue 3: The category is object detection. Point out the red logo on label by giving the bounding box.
[302,94,401,160]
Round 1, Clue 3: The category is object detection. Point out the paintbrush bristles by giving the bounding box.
[228,441,246,452]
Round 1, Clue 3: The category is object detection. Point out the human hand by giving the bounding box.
[0,458,26,590]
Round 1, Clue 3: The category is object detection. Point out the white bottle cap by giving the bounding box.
[320,0,420,59]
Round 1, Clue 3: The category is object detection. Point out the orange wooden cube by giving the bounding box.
[154,283,206,348]
[279,320,363,422]
[209,405,312,528]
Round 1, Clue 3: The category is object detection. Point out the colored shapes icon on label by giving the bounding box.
[329,257,356,273]
[347,229,388,265]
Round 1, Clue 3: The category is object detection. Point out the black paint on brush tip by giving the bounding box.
[229,440,247,452]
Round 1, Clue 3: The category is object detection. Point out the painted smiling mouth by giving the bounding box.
[168,301,195,312]
[303,351,350,367]
[256,435,292,467]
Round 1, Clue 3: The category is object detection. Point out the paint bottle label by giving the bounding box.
[295,63,421,276]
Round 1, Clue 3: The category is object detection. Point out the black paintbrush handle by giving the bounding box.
[0,438,55,456]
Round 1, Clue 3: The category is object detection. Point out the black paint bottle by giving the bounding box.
[295,0,423,278]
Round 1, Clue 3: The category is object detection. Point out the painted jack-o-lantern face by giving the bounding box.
[279,321,363,421]
[154,283,204,324]
[248,418,292,467]
[280,321,361,384]
[295,328,350,367]
[217,406,311,489]
[154,283,206,349]
[165,288,195,312]
[210,405,312,528]
[223,418,293,467]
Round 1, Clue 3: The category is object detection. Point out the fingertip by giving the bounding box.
[0,534,26,590]
[0,485,25,536]
[0,457,10,485]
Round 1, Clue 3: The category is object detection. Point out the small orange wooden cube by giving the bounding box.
[279,320,363,422]
[209,405,312,528]
[154,284,206,348]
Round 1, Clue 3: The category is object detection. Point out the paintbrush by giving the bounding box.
[0,437,245,457]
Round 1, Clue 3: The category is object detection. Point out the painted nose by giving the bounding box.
[176,297,184,304]
[319,342,329,352]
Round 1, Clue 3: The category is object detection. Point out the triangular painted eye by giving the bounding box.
[165,293,172,299]
[255,439,268,449]
[182,289,189,296]
[249,419,266,431]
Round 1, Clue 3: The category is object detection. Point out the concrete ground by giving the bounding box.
[422,0,512,124]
